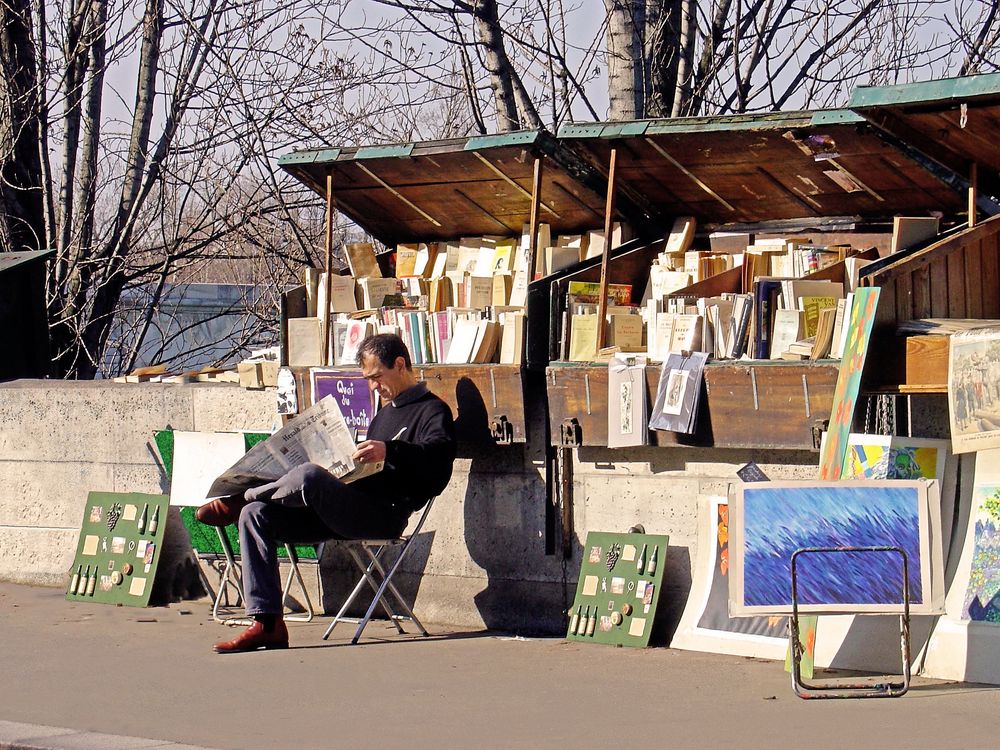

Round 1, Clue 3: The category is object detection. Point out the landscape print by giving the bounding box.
[729,481,939,615]
[963,485,1000,623]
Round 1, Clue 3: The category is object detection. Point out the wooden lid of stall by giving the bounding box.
[848,72,1000,201]
[558,109,968,228]
[278,130,650,246]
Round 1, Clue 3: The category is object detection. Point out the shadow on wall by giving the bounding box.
[457,376,580,635]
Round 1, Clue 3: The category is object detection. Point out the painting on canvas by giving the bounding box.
[729,480,944,616]
[671,496,789,659]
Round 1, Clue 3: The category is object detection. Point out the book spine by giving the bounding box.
[753,282,770,359]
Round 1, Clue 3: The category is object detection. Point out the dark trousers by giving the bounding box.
[239,463,407,616]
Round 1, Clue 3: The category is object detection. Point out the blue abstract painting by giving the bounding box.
[731,481,939,615]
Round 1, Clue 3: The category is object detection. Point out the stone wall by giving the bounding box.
[0,379,827,635]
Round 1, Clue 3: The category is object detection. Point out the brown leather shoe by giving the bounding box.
[195,495,248,527]
[213,619,289,653]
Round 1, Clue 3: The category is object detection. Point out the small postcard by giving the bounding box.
[636,579,648,599]
[582,575,598,596]
[129,577,147,597]
[622,544,636,562]
[82,535,99,556]
[589,546,602,563]
[136,540,148,559]
[89,506,103,524]
[123,504,138,521]
[611,577,625,595]
[629,617,646,637]
[111,537,125,555]
[143,543,155,566]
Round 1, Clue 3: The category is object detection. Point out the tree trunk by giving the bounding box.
[57,0,93,256]
[605,0,644,120]
[472,0,524,131]
[0,0,44,253]
[74,0,107,260]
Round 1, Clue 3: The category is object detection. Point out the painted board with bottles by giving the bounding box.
[65,492,168,607]
[566,531,669,647]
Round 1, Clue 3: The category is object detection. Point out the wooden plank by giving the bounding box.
[905,335,949,388]
[965,239,984,319]
[929,257,950,317]
[894,271,913,324]
[702,364,838,449]
[866,280,903,388]
[947,249,967,317]
[546,366,611,446]
[982,230,1000,318]
[291,364,526,445]
[417,364,527,444]
[545,362,839,450]
[911,264,932,319]
[596,149,618,350]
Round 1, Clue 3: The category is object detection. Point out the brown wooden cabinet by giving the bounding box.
[547,360,838,450]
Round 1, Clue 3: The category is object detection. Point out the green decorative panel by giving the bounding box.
[277,148,341,165]
[566,531,669,648]
[66,492,169,607]
[464,130,540,150]
[355,144,414,159]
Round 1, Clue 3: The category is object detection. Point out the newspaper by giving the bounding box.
[206,396,382,498]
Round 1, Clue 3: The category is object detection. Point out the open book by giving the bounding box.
[206,396,381,498]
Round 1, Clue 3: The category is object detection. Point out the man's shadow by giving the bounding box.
[456,376,574,635]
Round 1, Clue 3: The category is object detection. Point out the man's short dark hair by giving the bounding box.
[357,333,412,370]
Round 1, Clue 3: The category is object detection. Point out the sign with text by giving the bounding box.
[311,369,376,438]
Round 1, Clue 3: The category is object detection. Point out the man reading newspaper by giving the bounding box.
[197,333,456,653]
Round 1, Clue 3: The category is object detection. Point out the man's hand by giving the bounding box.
[352,440,387,465]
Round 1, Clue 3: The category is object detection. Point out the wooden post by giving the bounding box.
[525,156,544,281]
[322,171,335,365]
[596,148,618,351]
[969,161,978,229]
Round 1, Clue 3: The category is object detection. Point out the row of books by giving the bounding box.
[290,303,526,368]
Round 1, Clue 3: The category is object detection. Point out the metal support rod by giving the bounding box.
[596,148,618,351]
[789,546,911,699]
[322,171,335,365]
[969,161,978,228]
[525,157,544,281]
[557,446,573,559]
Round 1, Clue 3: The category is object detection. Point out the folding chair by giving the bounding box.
[322,497,436,644]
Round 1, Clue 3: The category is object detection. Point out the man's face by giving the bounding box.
[361,353,411,402]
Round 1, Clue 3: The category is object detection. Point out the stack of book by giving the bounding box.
[288,220,619,368]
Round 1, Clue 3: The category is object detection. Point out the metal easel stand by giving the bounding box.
[212,528,316,626]
[789,546,911,700]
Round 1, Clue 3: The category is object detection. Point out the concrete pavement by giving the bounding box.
[1,582,997,750]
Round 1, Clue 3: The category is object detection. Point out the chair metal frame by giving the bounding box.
[322,497,435,644]
[210,528,318,625]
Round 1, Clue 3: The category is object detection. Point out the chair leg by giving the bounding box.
[362,545,428,636]
[353,546,407,632]
[352,540,421,645]
[322,544,406,639]
[281,544,315,623]
[321,556,373,640]
[213,528,251,626]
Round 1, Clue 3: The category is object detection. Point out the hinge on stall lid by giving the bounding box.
[490,414,514,444]
[560,417,582,447]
